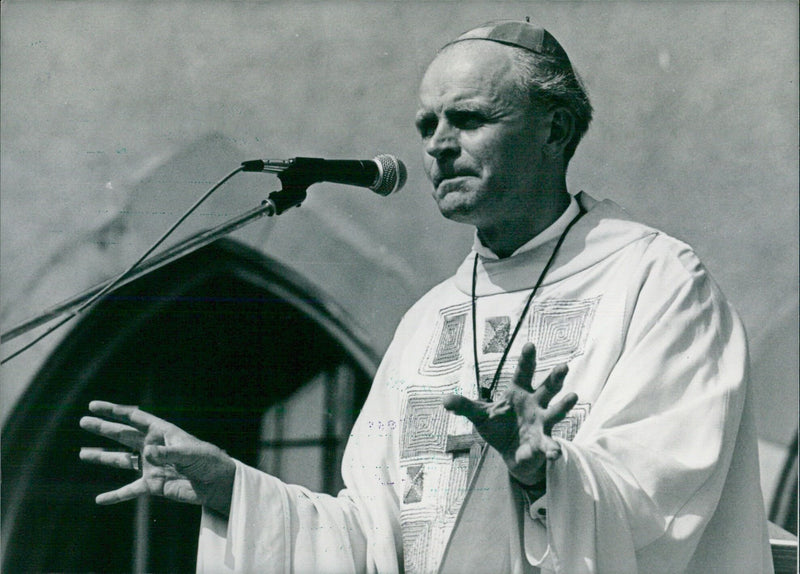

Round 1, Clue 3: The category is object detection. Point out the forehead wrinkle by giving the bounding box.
[417,81,525,124]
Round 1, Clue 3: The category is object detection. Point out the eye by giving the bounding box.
[449,111,486,130]
[415,115,437,139]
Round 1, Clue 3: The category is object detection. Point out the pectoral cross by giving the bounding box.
[445,430,486,480]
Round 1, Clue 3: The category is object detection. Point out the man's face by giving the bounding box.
[416,42,553,232]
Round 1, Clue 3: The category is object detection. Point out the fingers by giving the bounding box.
[511,343,537,392]
[144,444,200,468]
[442,394,489,424]
[544,392,579,431]
[534,363,569,407]
[550,391,579,416]
[542,436,563,460]
[80,416,143,449]
[80,447,140,471]
[515,436,562,464]
[95,478,149,505]
[87,401,163,432]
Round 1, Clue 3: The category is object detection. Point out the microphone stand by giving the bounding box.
[1,182,309,346]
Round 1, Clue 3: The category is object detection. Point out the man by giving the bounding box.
[80,20,774,573]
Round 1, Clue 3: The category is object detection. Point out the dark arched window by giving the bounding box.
[2,239,378,573]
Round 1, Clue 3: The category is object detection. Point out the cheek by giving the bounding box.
[457,135,489,168]
[496,137,542,174]
[422,154,436,179]
[461,130,516,168]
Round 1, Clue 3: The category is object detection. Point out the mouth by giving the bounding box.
[434,171,473,187]
[435,175,472,191]
[427,159,477,188]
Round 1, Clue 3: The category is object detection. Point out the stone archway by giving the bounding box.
[2,238,378,573]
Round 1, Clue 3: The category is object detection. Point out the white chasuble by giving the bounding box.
[197,193,773,574]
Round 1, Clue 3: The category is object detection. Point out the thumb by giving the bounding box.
[542,436,563,461]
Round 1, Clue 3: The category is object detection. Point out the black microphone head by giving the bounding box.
[372,154,407,196]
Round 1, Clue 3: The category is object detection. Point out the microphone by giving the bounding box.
[241,154,407,196]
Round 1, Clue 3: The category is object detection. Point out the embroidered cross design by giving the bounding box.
[403,464,424,504]
[483,316,511,353]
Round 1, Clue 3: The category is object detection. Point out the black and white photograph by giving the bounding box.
[1,2,797,573]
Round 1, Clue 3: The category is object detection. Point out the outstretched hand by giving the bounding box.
[443,343,578,486]
[79,401,236,516]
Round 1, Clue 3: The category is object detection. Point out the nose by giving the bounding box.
[425,120,459,160]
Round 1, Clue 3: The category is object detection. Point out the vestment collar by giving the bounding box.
[455,192,659,296]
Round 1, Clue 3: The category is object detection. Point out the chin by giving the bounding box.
[435,200,480,225]
[434,185,488,222]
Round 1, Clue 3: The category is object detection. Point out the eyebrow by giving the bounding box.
[414,109,433,122]
[415,101,489,120]
[447,101,488,114]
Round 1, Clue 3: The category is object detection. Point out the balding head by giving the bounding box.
[437,20,593,165]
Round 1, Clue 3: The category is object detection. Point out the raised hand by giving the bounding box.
[442,343,578,485]
[79,401,236,516]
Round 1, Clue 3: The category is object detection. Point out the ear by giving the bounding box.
[544,107,575,159]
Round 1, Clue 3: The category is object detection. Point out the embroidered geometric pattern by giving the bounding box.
[401,517,433,574]
[419,301,471,376]
[403,464,425,504]
[528,297,600,369]
[401,392,449,458]
[551,402,591,442]
[445,454,470,515]
[435,314,465,364]
[476,358,514,398]
[482,315,511,354]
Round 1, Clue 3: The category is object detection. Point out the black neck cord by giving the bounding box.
[471,204,586,401]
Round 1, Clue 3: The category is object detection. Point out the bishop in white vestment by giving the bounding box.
[81,19,775,574]
[197,193,773,573]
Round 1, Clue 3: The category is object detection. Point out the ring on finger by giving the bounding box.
[129,452,141,471]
